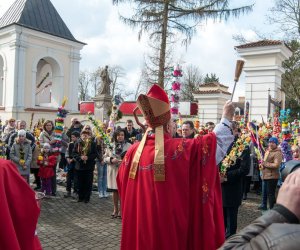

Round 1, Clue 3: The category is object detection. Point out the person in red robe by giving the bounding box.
[0,159,42,250]
[117,84,235,250]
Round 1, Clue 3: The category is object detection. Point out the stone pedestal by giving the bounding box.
[92,94,112,122]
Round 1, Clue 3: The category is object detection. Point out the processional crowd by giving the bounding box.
[1,84,300,250]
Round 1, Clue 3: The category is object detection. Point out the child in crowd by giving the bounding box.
[37,143,58,197]
[64,131,80,198]
[10,129,32,183]
[292,145,300,160]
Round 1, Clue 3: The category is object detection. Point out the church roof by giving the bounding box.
[0,0,85,44]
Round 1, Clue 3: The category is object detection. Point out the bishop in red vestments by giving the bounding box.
[117,84,235,250]
[0,160,42,250]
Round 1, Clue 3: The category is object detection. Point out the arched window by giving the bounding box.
[35,59,52,106]
[34,57,63,108]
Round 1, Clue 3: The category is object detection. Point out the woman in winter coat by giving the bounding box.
[104,129,131,218]
[38,120,55,147]
[10,130,32,183]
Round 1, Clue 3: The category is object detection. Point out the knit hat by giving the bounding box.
[269,137,279,145]
[17,129,26,137]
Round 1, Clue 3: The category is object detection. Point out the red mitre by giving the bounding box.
[130,84,170,182]
[136,84,170,128]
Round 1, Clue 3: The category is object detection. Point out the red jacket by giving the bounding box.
[38,154,57,178]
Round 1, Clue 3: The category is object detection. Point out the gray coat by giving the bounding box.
[220,204,300,250]
[10,139,32,175]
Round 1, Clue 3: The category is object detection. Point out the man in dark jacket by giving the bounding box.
[221,127,250,239]
[220,168,300,250]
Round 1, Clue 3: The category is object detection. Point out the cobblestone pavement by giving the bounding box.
[237,192,262,231]
[38,186,121,250]
[38,187,262,250]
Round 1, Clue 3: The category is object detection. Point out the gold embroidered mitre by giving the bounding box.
[129,84,171,181]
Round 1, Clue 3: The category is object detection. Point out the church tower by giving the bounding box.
[0,0,85,122]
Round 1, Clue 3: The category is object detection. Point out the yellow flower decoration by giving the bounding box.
[220,133,250,176]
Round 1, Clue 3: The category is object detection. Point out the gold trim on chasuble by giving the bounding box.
[129,126,166,181]
[129,93,170,181]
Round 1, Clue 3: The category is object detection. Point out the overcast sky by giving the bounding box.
[0,0,277,101]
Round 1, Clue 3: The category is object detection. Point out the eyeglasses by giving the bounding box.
[85,128,91,130]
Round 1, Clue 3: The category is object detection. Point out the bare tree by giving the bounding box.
[112,0,253,89]
[134,67,152,100]
[78,70,91,101]
[181,64,203,101]
[90,68,101,97]
[268,0,300,39]
[107,65,125,97]
[100,65,134,100]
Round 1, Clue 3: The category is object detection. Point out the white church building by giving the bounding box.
[0,0,85,123]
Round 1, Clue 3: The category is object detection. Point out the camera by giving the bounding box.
[74,121,80,125]
[281,160,300,181]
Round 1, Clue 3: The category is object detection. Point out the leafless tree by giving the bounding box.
[181,64,203,101]
[267,0,300,39]
[134,67,153,100]
[90,67,101,97]
[106,65,125,97]
[78,70,91,101]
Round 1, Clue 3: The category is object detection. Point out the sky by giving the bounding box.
[0,0,277,101]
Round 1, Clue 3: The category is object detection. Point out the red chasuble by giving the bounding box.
[0,160,42,250]
[117,132,225,250]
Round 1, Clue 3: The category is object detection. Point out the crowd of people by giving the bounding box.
[1,85,300,249]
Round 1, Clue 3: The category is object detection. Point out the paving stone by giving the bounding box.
[38,186,261,249]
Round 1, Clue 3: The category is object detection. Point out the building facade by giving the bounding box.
[0,0,85,123]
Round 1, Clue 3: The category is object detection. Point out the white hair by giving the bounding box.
[17,129,26,137]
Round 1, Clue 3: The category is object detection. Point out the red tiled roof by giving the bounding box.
[193,90,231,95]
[200,82,228,88]
[235,40,283,49]
[119,102,142,115]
